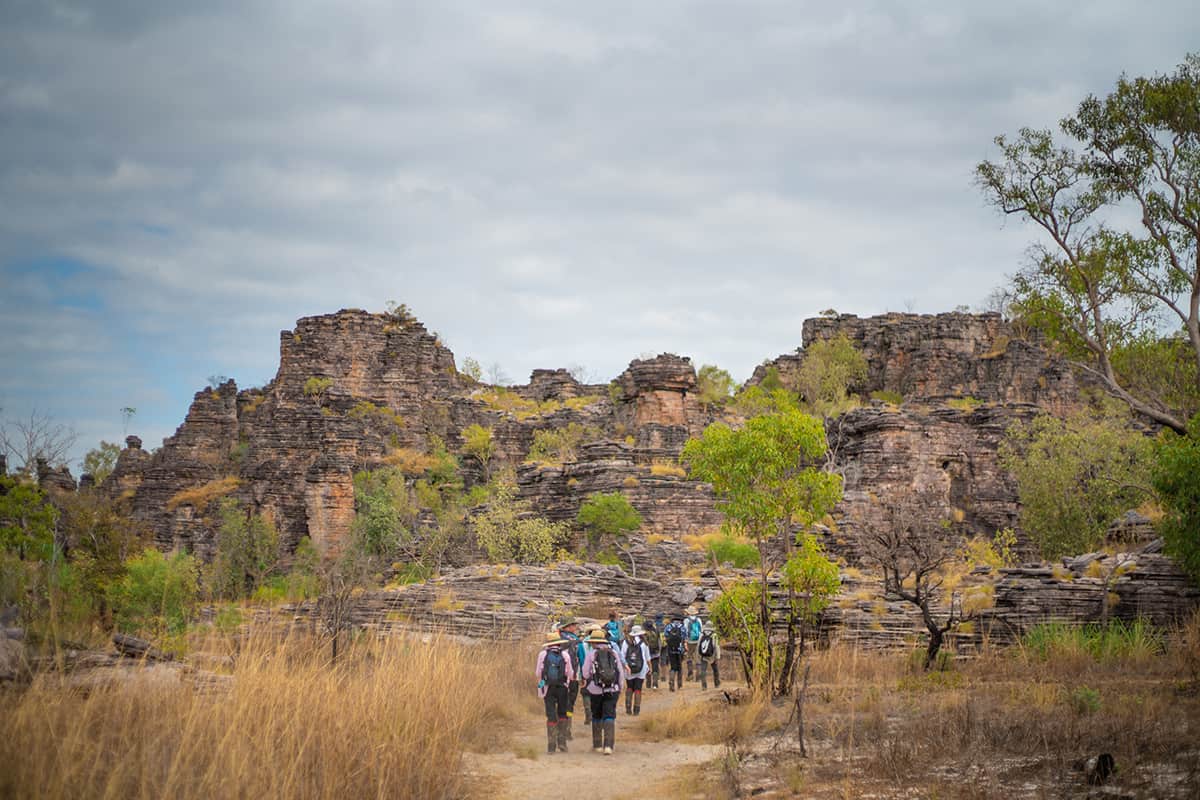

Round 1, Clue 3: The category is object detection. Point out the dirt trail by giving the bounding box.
[466,679,727,799]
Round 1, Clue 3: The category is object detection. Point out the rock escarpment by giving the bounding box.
[100,304,1199,642]
[754,312,1080,412]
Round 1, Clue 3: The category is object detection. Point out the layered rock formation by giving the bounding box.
[754,312,1080,412]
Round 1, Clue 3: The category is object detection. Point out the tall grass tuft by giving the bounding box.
[0,631,526,800]
[1020,619,1164,665]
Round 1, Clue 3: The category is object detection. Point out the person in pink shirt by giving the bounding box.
[535,631,576,753]
[581,628,624,755]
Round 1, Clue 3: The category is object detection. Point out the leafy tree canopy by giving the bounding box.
[976,53,1200,432]
[1152,413,1200,584]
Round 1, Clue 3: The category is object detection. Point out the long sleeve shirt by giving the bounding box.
[621,638,651,680]
[581,644,625,695]
[699,632,721,662]
[535,646,576,698]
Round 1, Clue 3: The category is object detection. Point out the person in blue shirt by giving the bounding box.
[603,609,624,645]
[683,605,703,682]
[662,613,688,692]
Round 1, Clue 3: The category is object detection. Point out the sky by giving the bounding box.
[2,1,1198,471]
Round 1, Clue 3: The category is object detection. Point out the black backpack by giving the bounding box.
[593,648,620,689]
[699,632,715,659]
[665,623,684,654]
[625,642,645,674]
[543,648,567,686]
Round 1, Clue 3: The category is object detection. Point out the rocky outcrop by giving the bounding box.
[827,403,1038,562]
[754,312,1080,410]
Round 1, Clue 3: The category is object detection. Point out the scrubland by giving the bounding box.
[2,616,1198,799]
[648,614,1200,799]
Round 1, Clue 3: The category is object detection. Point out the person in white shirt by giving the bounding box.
[620,625,652,716]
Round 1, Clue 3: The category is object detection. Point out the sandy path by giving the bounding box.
[466,679,727,799]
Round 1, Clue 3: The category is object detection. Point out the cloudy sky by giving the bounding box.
[2,1,1197,469]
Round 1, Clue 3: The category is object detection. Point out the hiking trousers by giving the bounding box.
[699,659,720,689]
[685,641,699,679]
[543,684,569,724]
[588,692,618,749]
[650,656,661,688]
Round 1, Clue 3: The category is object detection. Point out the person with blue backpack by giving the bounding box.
[582,627,624,755]
[683,605,703,682]
[557,619,587,741]
[662,613,687,692]
[536,631,576,753]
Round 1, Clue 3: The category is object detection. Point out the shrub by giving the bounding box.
[1021,620,1164,663]
[947,396,983,411]
[796,334,868,419]
[107,549,199,636]
[473,483,569,564]
[697,364,737,406]
[684,530,759,568]
[208,499,280,600]
[576,492,642,548]
[1152,414,1200,584]
[1070,686,1102,715]
[302,376,333,403]
[526,423,600,463]
[1000,408,1155,558]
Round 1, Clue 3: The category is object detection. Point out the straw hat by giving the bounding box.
[686,605,699,615]
[586,629,608,644]
[702,622,714,632]
[629,625,646,637]
[544,631,568,646]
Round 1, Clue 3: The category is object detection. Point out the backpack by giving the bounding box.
[665,623,684,654]
[593,648,620,690]
[625,642,645,674]
[542,648,567,687]
[699,632,715,659]
[604,619,622,644]
[644,628,660,653]
[687,617,702,641]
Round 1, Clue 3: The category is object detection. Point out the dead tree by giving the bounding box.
[862,487,969,670]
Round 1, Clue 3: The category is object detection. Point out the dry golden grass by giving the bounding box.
[165,476,241,511]
[0,632,527,800]
[649,460,687,478]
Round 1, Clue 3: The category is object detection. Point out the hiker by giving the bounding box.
[683,605,703,681]
[621,625,651,715]
[536,631,576,753]
[582,627,624,754]
[662,613,687,692]
[579,625,602,727]
[558,618,587,740]
[604,610,624,645]
[643,618,662,690]
[698,621,721,690]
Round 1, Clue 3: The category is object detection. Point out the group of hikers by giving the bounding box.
[535,605,722,755]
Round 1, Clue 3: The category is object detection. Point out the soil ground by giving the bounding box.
[466,674,728,799]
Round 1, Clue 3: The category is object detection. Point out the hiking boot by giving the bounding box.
[556,721,568,753]
[633,693,641,716]
[602,721,615,752]
[603,747,613,755]
[701,674,708,690]
[546,724,557,754]
[592,721,603,751]
[564,716,573,740]
[624,694,633,715]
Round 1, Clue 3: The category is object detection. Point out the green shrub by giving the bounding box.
[1153,414,1200,584]
[796,334,868,419]
[576,492,642,548]
[947,396,983,411]
[526,423,600,463]
[108,549,199,636]
[208,499,280,600]
[1070,686,1101,715]
[1000,408,1155,559]
[473,483,568,564]
[706,534,759,568]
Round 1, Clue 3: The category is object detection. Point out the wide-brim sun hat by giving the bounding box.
[686,605,699,615]
[702,622,714,632]
[629,625,645,637]
[545,631,569,646]
[557,618,579,630]
[586,630,608,644]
